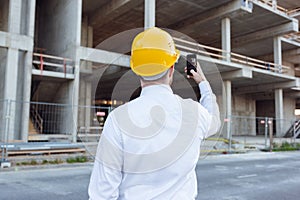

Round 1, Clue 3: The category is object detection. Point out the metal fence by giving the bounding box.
[226,115,299,151]
[0,99,298,147]
[0,100,113,144]
[229,115,295,137]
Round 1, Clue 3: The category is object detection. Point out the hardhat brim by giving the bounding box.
[131,49,180,77]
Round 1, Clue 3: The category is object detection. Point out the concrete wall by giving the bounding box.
[34,0,82,141]
[54,82,74,135]
[255,97,296,137]
[282,60,295,76]
[231,94,256,136]
[0,0,9,32]
[36,0,80,59]
[256,100,275,117]
[80,15,93,73]
[78,78,92,128]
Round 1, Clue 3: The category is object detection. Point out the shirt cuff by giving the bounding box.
[198,81,212,95]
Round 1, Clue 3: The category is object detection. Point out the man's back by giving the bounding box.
[88,27,220,200]
[89,83,217,200]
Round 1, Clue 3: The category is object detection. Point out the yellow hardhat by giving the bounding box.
[130,27,180,77]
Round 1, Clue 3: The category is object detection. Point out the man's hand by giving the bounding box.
[185,62,206,84]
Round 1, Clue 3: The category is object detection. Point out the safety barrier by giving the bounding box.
[249,0,288,14]
[226,115,299,150]
[32,53,75,77]
[250,0,300,19]
[174,37,290,73]
[0,100,113,143]
[283,32,300,43]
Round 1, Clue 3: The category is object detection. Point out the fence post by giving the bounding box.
[4,99,11,159]
[40,54,44,75]
[228,116,232,152]
[1,99,11,166]
[264,117,268,149]
[269,118,273,152]
[63,58,66,78]
[1,101,6,162]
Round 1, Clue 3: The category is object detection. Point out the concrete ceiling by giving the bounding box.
[82,0,110,15]
[84,0,298,58]
[277,0,300,10]
[81,0,300,99]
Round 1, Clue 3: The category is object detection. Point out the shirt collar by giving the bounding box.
[140,84,173,96]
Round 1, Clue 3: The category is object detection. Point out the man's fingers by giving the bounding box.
[190,69,197,76]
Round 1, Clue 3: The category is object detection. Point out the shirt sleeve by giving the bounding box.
[198,81,221,138]
[88,114,123,200]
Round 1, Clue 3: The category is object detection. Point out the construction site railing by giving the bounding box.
[288,8,300,17]
[174,37,289,73]
[249,0,288,14]
[251,0,300,18]
[283,32,300,43]
[292,120,300,139]
[32,53,75,77]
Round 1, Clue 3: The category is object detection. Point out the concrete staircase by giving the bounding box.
[284,120,300,138]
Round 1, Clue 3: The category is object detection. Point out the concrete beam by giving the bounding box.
[168,0,252,30]
[286,91,300,98]
[79,46,130,67]
[233,20,298,46]
[234,79,299,94]
[0,31,33,51]
[281,37,300,48]
[89,0,140,26]
[32,69,75,79]
[221,68,253,80]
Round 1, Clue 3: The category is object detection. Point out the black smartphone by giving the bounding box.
[186,54,197,76]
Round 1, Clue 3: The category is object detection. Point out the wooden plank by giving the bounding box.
[1,148,86,156]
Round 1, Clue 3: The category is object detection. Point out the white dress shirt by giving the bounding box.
[89,81,220,200]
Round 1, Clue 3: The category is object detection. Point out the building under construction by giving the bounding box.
[0,0,299,145]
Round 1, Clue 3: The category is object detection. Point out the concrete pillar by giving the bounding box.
[78,79,86,128]
[144,0,155,29]
[71,0,83,143]
[4,49,19,101]
[4,48,19,141]
[85,81,92,128]
[275,88,283,136]
[20,0,35,142]
[8,0,22,33]
[222,18,231,62]
[273,36,282,73]
[21,52,33,142]
[224,80,232,139]
[26,0,36,37]
[79,79,92,130]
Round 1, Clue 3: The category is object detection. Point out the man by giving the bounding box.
[89,27,220,200]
